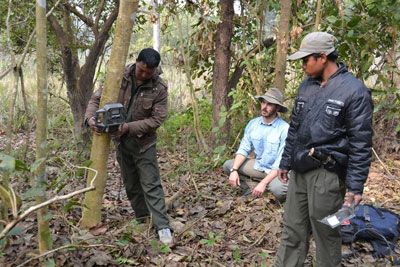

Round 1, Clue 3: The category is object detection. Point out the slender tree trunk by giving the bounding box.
[152,0,161,52]
[211,0,234,148]
[176,14,209,152]
[273,0,292,92]
[314,0,322,32]
[35,0,52,253]
[81,0,139,229]
[4,0,16,165]
[19,69,32,161]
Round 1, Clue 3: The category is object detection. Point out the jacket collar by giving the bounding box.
[308,63,348,85]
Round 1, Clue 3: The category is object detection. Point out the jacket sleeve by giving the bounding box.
[84,85,104,125]
[273,123,289,170]
[279,109,298,170]
[344,85,373,195]
[127,85,168,137]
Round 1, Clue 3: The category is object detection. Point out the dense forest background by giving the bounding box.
[0,0,399,266]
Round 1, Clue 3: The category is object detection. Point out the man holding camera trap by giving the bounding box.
[85,48,172,244]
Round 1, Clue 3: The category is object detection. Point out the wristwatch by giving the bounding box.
[229,168,238,173]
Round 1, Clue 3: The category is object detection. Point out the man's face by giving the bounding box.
[135,61,156,82]
[260,99,280,119]
[302,54,326,78]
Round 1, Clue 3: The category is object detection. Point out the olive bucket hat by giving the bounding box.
[255,88,288,113]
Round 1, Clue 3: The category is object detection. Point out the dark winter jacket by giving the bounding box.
[85,63,168,152]
[279,63,373,195]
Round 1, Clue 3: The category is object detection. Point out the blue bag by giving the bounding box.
[341,204,400,263]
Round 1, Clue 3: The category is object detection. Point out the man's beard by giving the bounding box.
[262,109,276,119]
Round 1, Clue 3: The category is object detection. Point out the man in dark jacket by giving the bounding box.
[274,32,373,267]
[85,48,172,244]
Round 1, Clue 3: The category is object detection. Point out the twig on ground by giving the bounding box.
[250,223,270,248]
[372,148,395,180]
[176,213,208,238]
[201,194,218,201]
[16,243,117,267]
[0,166,98,240]
[166,187,184,210]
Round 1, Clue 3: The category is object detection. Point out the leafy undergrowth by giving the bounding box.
[1,130,400,266]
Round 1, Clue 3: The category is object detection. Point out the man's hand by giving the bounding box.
[343,191,362,207]
[278,169,289,183]
[252,181,267,197]
[229,171,240,188]
[88,117,102,136]
[113,123,129,141]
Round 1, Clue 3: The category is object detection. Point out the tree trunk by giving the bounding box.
[152,0,161,52]
[47,4,118,141]
[211,0,234,148]
[273,0,292,92]
[35,0,53,253]
[176,13,209,153]
[81,0,139,229]
[314,0,322,32]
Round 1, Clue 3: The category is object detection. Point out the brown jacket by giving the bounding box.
[85,63,168,152]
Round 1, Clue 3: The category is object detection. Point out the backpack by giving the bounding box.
[340,204,400,263]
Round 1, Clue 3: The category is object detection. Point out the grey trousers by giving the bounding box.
[223,158,288,201]
[116,137,169,231]
[274,168,346,267]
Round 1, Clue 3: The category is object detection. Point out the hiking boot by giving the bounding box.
[158,228,173,244]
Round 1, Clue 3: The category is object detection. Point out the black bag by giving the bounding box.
[340,204,400,263]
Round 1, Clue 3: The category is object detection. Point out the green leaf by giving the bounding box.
[15,159,29,171]
[150,240,159,249]
[396,124,400,133]
[326,16,337,24]
[42,214,53,222]
[6,226,24,237]
[63,198,82,212]
[218,117,226,127]
[116,239,129,246]
[200,239,208,245]
[45,259,55,267]
[230,101,243,110]
[30,157,46,173]
[0,153,15,171]
[160,244,172,253]
[347,30,354,37]
[23,186,44,199]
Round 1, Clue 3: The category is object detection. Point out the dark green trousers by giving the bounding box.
[275,168,346,267]
[116,137,169,231]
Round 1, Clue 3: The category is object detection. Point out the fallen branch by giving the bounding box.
[166,187,183,210]
[16,243,116,267]
[0,166,98,240]
[372,148,395,180]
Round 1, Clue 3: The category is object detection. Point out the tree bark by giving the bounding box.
[273,0,292,92]
[211,0,234,148]
[81,0,138,229]
[35,0,52,253]
[176,13,209,153]
[314,0,322,32]
[47,2,118,140]
[152,0,161,52]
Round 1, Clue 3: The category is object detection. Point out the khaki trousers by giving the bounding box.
[275,168,346,267]
[116,136,169,230]
[223,158,288,201]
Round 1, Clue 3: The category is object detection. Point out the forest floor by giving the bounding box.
[1,130,400,266]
